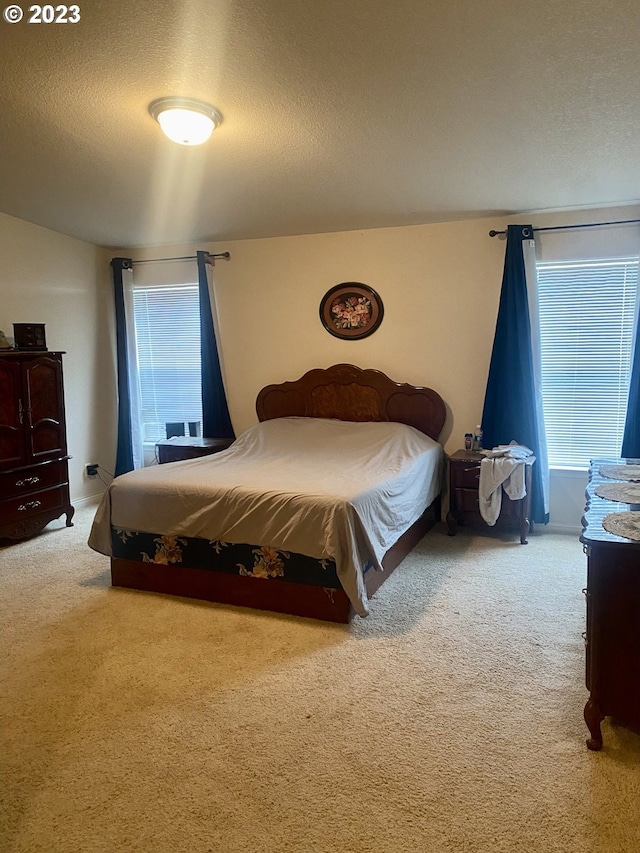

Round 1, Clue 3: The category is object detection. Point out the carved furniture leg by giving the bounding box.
[65,506,75,527]
[520,517,529,545]
[584,696,604,750]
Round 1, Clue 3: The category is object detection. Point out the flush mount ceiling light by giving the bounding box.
[149,97,222,146]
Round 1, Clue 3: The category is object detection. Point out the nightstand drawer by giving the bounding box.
[451,463,481,489]
[454,487,480,513]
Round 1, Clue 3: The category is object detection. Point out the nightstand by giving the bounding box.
[445,449,532,544]
[156,436,234,464]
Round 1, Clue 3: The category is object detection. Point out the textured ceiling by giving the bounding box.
[1,0,639,249]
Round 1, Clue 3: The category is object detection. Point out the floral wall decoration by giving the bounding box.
[319,282,384,340]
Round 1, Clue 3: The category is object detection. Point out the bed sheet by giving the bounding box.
[88,417,443,615]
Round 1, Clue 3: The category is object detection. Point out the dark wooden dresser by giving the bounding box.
[446,449,532,543]
[0,351,74,540]
[580,458,640,750]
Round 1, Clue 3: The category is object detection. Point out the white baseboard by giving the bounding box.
[543,521,582,536]
[71,493,104,509]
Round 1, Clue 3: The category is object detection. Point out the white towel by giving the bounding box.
[481,442,533,459]
[478,456,535,525]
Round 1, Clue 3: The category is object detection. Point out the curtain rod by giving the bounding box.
[131,252,230,265]
[488,218,640,237]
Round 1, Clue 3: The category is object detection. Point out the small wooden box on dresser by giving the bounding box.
[446,449,532,544]
[580,458,640,751]
[0,351,74,540]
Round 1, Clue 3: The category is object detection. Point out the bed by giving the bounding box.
[88,364,446,622]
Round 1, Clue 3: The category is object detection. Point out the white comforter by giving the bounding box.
[88,417,443,616]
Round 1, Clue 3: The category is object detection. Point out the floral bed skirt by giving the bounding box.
[110,527,351,589]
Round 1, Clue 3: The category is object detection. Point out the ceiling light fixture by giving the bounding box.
[149,97,222,146]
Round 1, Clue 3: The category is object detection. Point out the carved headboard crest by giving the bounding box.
[256,364,446,441]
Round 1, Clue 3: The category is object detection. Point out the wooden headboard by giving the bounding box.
[255,364,446,441]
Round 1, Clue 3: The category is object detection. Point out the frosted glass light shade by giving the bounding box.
[149,98,222,146]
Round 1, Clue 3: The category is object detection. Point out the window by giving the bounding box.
[132,284,202,444]
[537,257,639,468]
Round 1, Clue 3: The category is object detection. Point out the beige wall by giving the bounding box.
[0,213,117,505]
[129,204,639,533]
[3,203,637,529]
[130,218,503,447]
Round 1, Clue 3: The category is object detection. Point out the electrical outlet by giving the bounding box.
[86,464,99,477]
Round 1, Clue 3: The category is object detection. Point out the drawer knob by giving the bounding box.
[15,476,41,487]
[17,500,42,511]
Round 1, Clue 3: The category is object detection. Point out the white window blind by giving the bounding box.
[132,284,202,444]
[537,257,639,468]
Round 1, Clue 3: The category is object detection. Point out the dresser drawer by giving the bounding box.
[0,460,67,499]
[0,485,66,525]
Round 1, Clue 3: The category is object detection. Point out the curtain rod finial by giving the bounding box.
[205,251,231,264]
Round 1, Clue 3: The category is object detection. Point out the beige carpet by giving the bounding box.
[1,506,639,853]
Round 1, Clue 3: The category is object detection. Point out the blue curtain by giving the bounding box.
[621,322,640,458]
[481,225,548,524]
[111,257,135,476]
[196,251,235,439]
